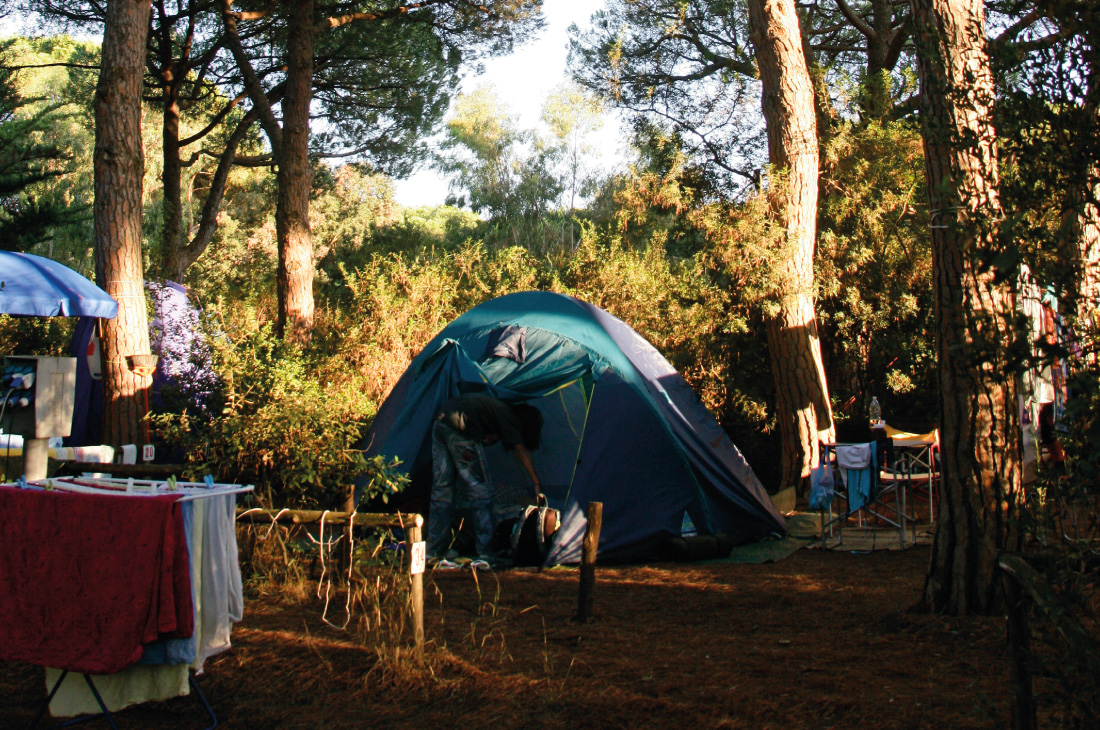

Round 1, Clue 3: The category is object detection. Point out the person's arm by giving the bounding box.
[511,444,541,497]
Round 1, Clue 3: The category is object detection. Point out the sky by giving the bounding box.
[393,0,624,208]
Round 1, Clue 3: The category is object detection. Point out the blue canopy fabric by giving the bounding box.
[359,291,785,565]
[0,251,118,319]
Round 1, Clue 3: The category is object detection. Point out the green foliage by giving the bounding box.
[569,0,764,197]
[0,314,73,356]
[437,85,564,239]
[815,119,937,430]
[0,36,94,258]
[150,314,390,509]
[541,81,605,210]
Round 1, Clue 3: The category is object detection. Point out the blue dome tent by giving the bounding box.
[359,291,785,565]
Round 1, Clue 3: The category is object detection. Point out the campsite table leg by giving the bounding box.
[577,502,603,623]
[409,517,425,658]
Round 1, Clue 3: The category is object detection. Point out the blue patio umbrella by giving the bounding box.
[0,251,118,319]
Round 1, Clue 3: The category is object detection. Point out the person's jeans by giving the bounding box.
[427,420,495,557]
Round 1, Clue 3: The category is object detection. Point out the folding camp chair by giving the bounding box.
[815,441,913,549]
[884,426,939,525]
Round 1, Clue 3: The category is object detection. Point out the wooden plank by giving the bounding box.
[235,508,419,530]
[53,461,187,479]
[577,501,603,624]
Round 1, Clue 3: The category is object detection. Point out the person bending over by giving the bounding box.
[427,393,543,567]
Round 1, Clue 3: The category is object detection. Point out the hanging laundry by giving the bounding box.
[0,487,192,675]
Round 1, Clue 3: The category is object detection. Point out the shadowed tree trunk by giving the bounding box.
[95,0,153,447]
[748,0,835,495]
[1073,50,1100,329]
[223,0,314,343]
[910,0,1022,615]
[1071,179,1100,328]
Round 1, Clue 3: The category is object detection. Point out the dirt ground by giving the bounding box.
[1,543,1037,730]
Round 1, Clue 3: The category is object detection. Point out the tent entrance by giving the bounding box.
[483,378,591,511]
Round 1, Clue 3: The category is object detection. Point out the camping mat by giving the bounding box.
[701,534,808,564]
[783,512,823,538]
[700,514,935,563]
[700,513,823,564]
[810,523,936,552]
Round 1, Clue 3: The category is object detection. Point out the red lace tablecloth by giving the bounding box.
[0,486,193,674]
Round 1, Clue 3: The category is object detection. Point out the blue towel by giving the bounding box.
[845,449,877,512]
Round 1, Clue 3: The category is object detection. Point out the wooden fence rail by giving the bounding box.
[236,507,424,656]
[999,552,1100,730]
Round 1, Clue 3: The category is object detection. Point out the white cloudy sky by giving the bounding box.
[394,0,626,207]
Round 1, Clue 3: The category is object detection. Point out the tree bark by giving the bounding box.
[222,0,315,342]
[1073,182,1100,325]
[748,0,835,494]
[276,0,316,345]
[161,77,185,279]
[160,112,255,282]
[94,0,153,447]
[910,0,1022,615]
[1072,49,1100,330]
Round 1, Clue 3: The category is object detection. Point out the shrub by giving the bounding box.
[150,312,403,509]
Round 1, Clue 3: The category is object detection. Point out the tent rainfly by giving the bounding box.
[359,291,785,565]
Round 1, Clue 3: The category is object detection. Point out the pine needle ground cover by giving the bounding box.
[0,546,1032,729]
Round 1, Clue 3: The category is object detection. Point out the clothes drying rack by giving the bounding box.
[6,476,253,729]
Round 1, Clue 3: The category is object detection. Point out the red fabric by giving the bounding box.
[0,486,193,674]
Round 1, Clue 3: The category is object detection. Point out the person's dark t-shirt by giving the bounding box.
[438,393,523,449]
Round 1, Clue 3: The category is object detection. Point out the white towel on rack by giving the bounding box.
[835,444,872,470]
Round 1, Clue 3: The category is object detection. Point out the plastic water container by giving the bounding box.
[869,396,882,425]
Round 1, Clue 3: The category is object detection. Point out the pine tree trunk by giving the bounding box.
[1074,183,1100,323]
[94,0,153,447]
[1074,48,1100,329]
[276,0,315,345]
[910,0,1022,615]
[160,88,185,281]
[748,0,835,494]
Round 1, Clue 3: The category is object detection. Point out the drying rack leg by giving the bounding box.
[27,669,68,730]
[28,672,119,730]
[189,673,218,730]
[28,670,216,730]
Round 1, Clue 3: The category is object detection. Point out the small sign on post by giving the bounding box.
[408,517,426,660]
[410,540,426,576]
[142,444,155,462]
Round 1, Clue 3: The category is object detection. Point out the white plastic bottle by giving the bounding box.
[869,396,882,425]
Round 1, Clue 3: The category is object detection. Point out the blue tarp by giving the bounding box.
[0,251,118,319]
[359,291,785,565]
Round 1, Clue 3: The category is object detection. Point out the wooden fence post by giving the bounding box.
[408,515,425,658]
[1001,571,1037,730]
[577,501,603,623]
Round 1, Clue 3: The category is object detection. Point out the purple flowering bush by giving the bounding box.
[147,281,220,418]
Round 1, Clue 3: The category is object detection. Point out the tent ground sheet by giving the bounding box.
[701,513,820,565]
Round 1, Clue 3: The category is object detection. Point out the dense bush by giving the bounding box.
[149,314,396,509]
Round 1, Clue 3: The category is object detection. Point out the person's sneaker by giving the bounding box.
[429,557,461,570]
[468,557,492,571]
